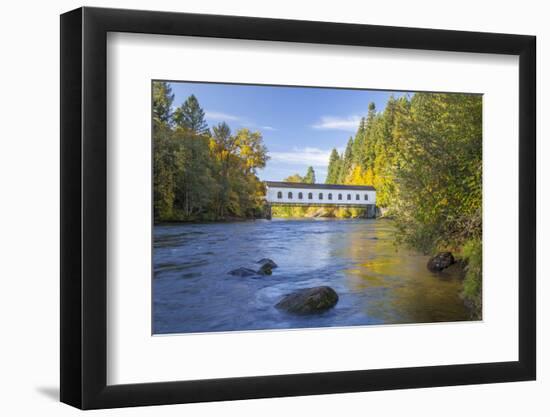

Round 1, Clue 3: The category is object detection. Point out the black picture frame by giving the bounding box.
[60,6,536,410]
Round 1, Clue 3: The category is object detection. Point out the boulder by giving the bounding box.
[257,263,273,275]
[229,259,277,277]
[276,286,339,314]
[427,252,455,272]
[228,267,258,277]
[257,258,278,269]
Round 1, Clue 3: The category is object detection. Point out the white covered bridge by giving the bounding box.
[264,181,376,218]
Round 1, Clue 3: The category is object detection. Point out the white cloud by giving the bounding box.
[269,147,332,167]
[205,111,241,121]
[205,112,275,132]
[311,115,361,131]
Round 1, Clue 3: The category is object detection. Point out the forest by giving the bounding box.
[325,94,482,250]
[325,93,482,315]
[153,81,269,222]
[153,82,482,317]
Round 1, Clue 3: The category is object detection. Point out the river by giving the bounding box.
[153,218,471,334]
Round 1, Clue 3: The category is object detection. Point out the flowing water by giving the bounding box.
[153,218,471,334]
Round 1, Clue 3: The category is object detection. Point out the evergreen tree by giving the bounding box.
[325,148,341,184]
[152,82,176,221]
[153,123,177,220]
[173,94,209,134]
[173,129,216,218]
[352,117,366,164]
[304,166,316,184]
[339,138,354,183]
[361,102,377,168]
[152,81,174,125]
[370,96,399,207]
[211,122,234,218]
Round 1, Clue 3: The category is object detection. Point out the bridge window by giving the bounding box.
[356,194,360,200]
[319,193,323,200]
[298,192,303,199]
[288,192,293,199]
[328,193,332,200]
[347,194,351,200]
[364,194,368,201]
[338,194,342,200]
[308,192,313,199]
[277,191,282,199]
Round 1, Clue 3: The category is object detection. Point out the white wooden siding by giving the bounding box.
[266,186,376,206]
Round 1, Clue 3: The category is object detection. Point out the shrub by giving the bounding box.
[461,238,482,319]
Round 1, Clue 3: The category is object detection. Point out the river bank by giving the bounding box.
[271,206,367,219]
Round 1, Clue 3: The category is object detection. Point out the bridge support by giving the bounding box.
[264,203,272,220]
[366,204,377,219]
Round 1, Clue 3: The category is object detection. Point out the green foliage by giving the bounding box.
[235,128,269,174]
[284,173,304,183]
[152,82,268,222]
[325,148,341,184]
[271,206,365,219]
[360,102,377,168]
[152,81,174,125]
[324,92,481,255]
[320,92,482,315]
[351,117,366,165]
[461,238,482,319]
[391,93,482,252]
[339,138,354,183]
[304,166,316,184]
[172,127,218,219]
[173,94,209,134]
[153,122,177,219]
[271,205,308,217]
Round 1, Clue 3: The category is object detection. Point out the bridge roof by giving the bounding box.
[265,181,375,191]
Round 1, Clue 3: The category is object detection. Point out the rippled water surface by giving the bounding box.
[153,219,471,334]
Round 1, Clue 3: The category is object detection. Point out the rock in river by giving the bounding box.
[276,286,339,314]
[255,258,278,275]
[257,263,273,275]
[229,267,258,277]
[257,258,278,269]
[229,259,276,277]
[427,252,455,272]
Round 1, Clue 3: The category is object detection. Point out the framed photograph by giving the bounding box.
[60,6,536,409]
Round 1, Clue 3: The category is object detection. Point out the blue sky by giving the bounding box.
[169,81,410,183]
